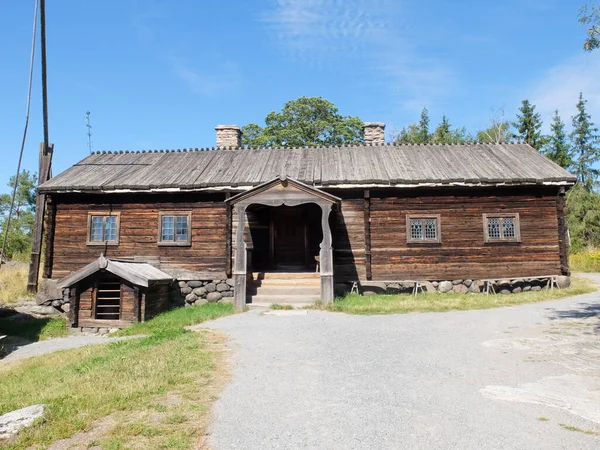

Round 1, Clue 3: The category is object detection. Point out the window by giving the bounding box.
[87,213,120,245]
[158,212,192,246]
[406,215,441,243]
[483,213,521,243]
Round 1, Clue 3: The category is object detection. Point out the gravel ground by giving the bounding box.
[202,277,600,450]
[1,335,137,364]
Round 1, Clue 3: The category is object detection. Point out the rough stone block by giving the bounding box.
[499,289,511,295]
[222,291,234,298]
[205,283,216,292]
[511,287,522,294]
[36,278,62,305]
[206,292,222,302]
[216,283,229,292]
[522,284,532,292]
[180,287,192,295]
[194,298,208,306]
[226,278,235,287]
[185,293,198,303]
[178,281,187,288]
[453,284,469,294]
[422,281,437,293]
[556,276,571,289]
[438,281,453,293]
[387,283,401,294]
[193,287,207,297]
[531,286,542,292]
[463,279,472,288]
[62,303,70,313]
[0,404,45,439]
[452,280,463,285]
[187,281,203,288]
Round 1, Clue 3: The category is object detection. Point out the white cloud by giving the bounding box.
[260,0,457,113]
[530,52,600,129]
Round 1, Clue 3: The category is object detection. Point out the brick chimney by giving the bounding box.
[215,125,242,148]
[362,122,386,145]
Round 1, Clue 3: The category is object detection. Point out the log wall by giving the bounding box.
[369,187,563,280]
[50,194,227,280]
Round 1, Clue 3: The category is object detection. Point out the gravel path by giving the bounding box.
[1,335,137,364]
[203,277,600,450]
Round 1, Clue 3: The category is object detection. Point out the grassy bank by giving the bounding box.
[0,264,33,304]
[0,316,68,342]
[570,248,600,272]
[0,303,234,449]
[320,277,596,315]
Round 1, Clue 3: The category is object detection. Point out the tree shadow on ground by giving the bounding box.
[0,309,56,359]
[544,302,600,334]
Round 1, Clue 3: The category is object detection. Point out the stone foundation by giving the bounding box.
[178,279,234,306]
[336,276,571,296]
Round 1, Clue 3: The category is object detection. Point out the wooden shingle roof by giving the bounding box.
[39,143,576,193]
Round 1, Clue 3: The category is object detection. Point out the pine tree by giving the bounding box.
[544,110,573,169]
[417,107,430,144]
[513,99,544,149]
[432,116,451,143]
[570,92,600,190]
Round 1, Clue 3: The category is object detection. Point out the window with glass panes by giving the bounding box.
[483,214,520,242]
[158,212,191,245]
[406,215,441,243]
[87,213,120,245]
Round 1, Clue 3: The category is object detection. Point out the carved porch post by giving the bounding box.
[319,203,334,305]
[233,204,248,312]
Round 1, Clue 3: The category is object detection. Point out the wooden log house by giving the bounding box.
[37,123,577,324]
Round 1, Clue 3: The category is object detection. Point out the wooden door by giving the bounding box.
[273,208,307,267]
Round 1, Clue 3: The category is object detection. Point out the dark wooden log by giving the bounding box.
[28,143,53,292]
[42,195,56,278]
[556,187,569,276]
[225,192,232,277]
[364,189,372,280]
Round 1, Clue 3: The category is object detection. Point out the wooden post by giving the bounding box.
[70,287,79,327]
[42,195,56,278]
[27,143,53,293]
[364,189,372,280]
[225,193,232,277]
[557,187,570,276]
[233,205,248,312]
[319,203,334,305]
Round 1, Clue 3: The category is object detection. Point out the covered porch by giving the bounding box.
[226,177,340,311]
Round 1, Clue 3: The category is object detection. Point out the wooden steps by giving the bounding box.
[247,272,321,305]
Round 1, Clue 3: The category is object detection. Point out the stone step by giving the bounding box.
[248,278,321,286]
[251,272,319,280]
[247,294,321,304]
[248,285,321,296]
[247,302,314,309]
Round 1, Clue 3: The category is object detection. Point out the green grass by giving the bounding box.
[270,304,294,310]
[0,316,69,341]
[0,303,234,449]
[559,423,597,435]
[538,417,549,422]
[570,248,600,272]
[317,277,596,315]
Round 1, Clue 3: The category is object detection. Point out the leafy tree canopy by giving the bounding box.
[567,183,600,251]
[580,4,600,51]
[0,170,37,259]
[241,96,364,147]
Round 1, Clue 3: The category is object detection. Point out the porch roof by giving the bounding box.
[58,255,173,289]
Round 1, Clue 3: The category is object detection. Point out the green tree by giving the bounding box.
[512,99,544,149]
[570,92,600,189]
[0,170,37,259]
[544,110,573,169]
[396,107,432,144]
[431,115,472,144]
[241,96,364,147]
[566,183,600,251]
[580,4,600,51]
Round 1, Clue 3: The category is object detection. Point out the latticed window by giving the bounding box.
[406,215,441,243]
[159,212,192,246]
[483,214,520,242]
[88,213,120,245]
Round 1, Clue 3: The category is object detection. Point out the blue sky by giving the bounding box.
[1,0,599,190]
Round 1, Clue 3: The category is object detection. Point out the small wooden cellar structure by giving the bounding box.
[59,255,173,328]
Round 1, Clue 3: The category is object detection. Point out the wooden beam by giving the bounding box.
[233,205,247,312]
[42,195,56,278]
[319,203,334,305]
[225,192,232,277]
[364,189,372,280]
[557,187,569,276]
[27,143,53,293]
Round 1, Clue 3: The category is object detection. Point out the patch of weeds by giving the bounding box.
[270,304,294,310]
[538,417,549,422]
[159,430,193,449]
[559,423,597,435]
[164,413,188,425]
